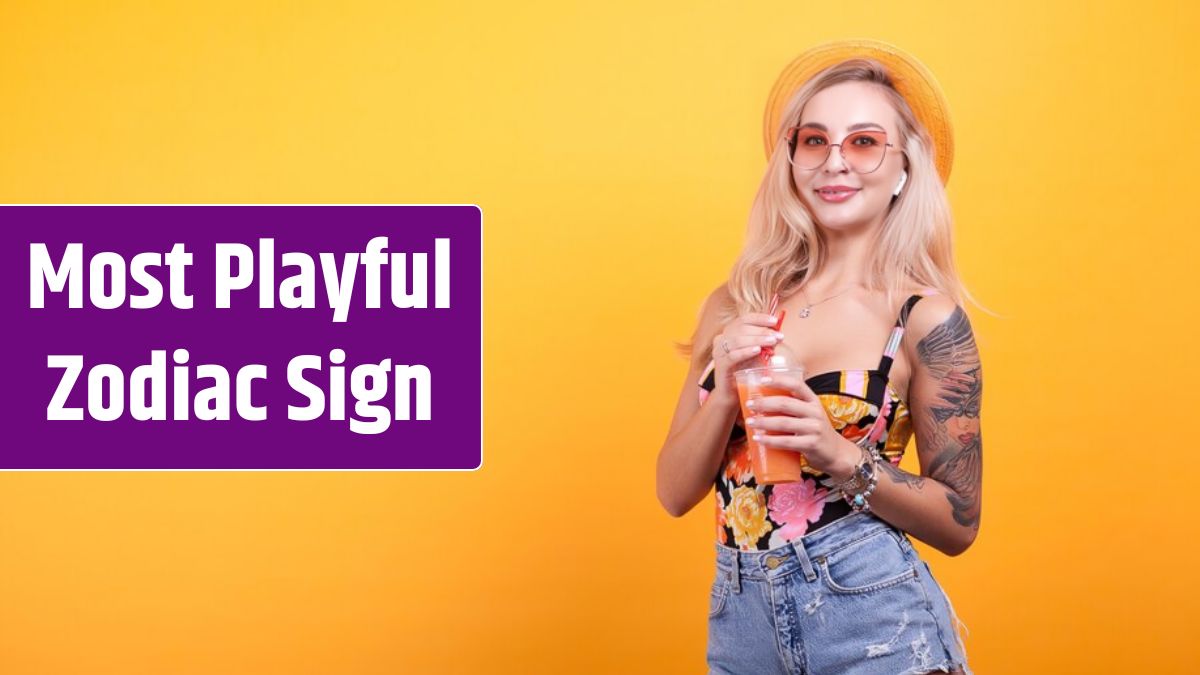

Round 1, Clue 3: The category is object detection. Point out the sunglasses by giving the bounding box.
[784,127,898,174]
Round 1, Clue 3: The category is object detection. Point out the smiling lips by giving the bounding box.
[815,186,860,202]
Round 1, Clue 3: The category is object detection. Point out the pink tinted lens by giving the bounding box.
[843,131,887,172]
[792,129,830,169]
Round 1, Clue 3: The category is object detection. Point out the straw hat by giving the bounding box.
[762,38,955,185]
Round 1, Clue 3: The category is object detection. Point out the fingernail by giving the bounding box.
[774,331,785,340]
[753,433,763,441]
[747,400,757,408]
[760,376,772,384]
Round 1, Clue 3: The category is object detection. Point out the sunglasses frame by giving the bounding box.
[784,126,898,174]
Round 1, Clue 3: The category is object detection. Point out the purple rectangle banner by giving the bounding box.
[1,205,482,470]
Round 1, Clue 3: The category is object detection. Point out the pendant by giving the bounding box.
[799,306,812,318]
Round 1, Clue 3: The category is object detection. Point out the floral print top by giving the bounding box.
[699,293,930,550]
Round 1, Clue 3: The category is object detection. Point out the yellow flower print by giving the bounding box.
[800,463,824,476]
[818,394,872,430]
[882,405,913,460]
[725,485,772,549]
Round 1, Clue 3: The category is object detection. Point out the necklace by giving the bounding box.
[798,285,858,318]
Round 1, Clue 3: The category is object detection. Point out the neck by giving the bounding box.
[806,221,881,296]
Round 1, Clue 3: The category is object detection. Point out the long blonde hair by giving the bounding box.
[677,58,992,366]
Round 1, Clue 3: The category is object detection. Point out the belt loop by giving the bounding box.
[730,551,741,593]
[790,538,817,582]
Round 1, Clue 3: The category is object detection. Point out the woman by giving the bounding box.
[656,40,982,675]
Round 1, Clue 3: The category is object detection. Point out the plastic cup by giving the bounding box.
[734,365,808,484]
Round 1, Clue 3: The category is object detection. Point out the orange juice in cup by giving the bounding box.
[734,354,808,484]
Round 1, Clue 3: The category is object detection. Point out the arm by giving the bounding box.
[656,285,740,517]
[828,297,983,555]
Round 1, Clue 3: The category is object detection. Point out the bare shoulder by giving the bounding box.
[906,293,962,337]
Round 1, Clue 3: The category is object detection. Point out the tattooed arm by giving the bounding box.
[829,295,983,556]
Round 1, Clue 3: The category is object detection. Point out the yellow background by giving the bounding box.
[2,1,1198,673]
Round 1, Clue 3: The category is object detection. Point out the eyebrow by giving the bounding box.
[798,122,886,132]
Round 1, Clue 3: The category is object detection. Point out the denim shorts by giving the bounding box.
[707,510,973,675]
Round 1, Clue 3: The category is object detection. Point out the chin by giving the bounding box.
[811,208,861,227]
[814,213,878,234]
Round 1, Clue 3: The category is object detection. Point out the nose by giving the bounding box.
[822,143,850,173]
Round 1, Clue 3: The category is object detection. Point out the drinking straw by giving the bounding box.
[759,293,786,366]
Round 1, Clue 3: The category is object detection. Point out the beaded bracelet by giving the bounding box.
[838,444,883,513]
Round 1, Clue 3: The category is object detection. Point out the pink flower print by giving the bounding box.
[865,395,893,446]
[715,492,729,545]
[767,477,829,540]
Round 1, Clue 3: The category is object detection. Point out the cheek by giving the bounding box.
[865,176,898,203]
[791,169,809,192]
[794,179,816,206]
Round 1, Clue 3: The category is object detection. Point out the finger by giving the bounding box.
[750,427,792,447]
[721,329,782,350]
[762,372,818,403]
[743,326,786,339]
[745,413,807,434]
[747,393,804,416]
[729,348,768,365]
[718,334,779,358]
[752,429,809,452]
[732,344,765,361]
[717,344,767,365]
[744,312,783,328]
[745,333,783,349]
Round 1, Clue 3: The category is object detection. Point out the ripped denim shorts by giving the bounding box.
[707,510,973,675]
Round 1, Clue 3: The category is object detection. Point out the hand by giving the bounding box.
[709,312,785,406]
[744,371,859,479]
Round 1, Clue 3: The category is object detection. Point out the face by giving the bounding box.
[790,81,907,235]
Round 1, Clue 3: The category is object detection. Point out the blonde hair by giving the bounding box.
[676,58,994,366]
